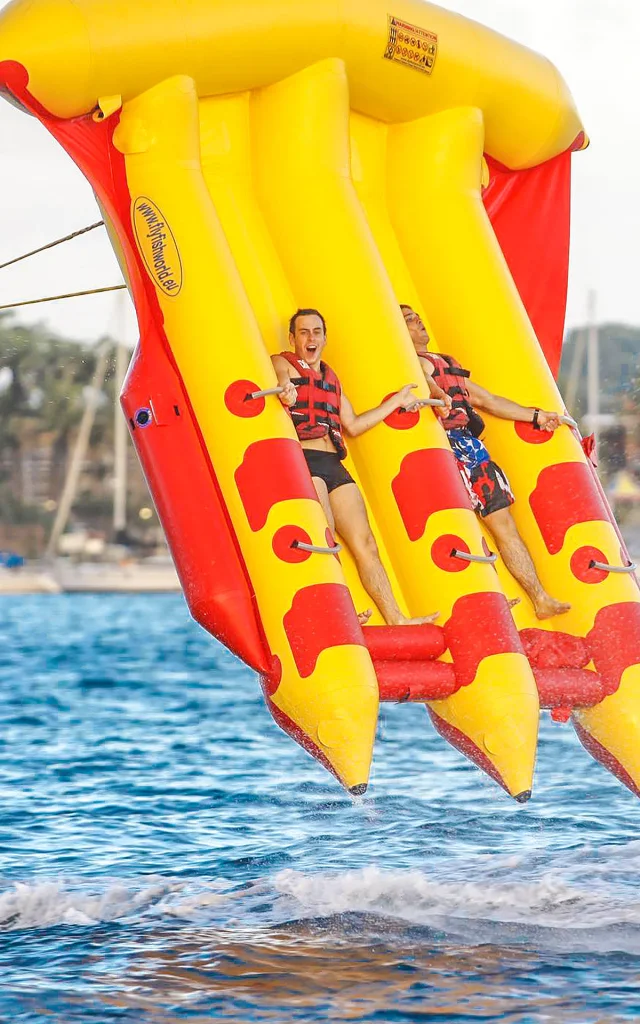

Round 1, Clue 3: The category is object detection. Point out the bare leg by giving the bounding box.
[310,476,372,625]
[484,507,570,620]
[329,483,438,626]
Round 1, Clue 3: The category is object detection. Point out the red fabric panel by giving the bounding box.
[283,583,364,678]
[529,463,610,555]
[520,629,591,670]
[534,668,606,710]
[444,591,522,688]
[392,448,472,543]
[122,338,271,674]
[483,152,572,378]
[376,661,457,702]
[363,623,446,662]
[235,438,318,532]
[0,62,275,674]
[587,603,640,695]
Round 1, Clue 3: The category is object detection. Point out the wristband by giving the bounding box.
[532,408,541,431]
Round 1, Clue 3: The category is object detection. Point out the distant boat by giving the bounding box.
[43,302,181,595]
[51,557,179,594]
[0,566,61,594]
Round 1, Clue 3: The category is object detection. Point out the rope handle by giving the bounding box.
[452,548,498,565]
[292,539,342,556]
[398,398,447,413]
[246,386,285,401]
[589,560,637,575]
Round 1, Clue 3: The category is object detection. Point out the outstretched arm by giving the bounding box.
[340,385,418,438]
[466,379,562,431]
[270,354,298,408]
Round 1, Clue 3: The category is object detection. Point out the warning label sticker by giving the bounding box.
[383,15,438,76]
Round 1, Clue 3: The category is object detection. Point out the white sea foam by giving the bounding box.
[5,840,640,952]
[271,861,640,935]
[0,878,182,931]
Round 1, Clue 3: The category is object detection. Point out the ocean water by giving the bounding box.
[1,595,640,1023]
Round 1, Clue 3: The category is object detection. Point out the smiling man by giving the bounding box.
[272,308,438,627]
[401,304,571,620]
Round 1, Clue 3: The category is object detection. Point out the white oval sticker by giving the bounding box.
[132,197,183,298]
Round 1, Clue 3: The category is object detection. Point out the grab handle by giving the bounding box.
[413,398,447,409]
[589,559,637,575]
[560,415,579,429]
[246,386,285,401]
[452,548,498,565]
[399,398,446,413]
[292,539,342,556]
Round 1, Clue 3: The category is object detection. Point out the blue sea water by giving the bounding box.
[1,594,640,1023]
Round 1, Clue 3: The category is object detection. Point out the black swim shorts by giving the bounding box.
[303,450,355,493]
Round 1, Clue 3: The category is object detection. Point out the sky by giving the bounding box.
[0,0,637,344]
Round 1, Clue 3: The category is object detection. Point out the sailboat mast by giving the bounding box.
[45,342,110,559]
[587,289,600,447]
[113,295,129,537]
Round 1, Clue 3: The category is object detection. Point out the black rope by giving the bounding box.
[0,284,127,311]
[0,220,105,272]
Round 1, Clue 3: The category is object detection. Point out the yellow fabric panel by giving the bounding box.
[0,0,583,167]
[198,91,406,622]
[251,59,484,620]
[113,74,379,790]
[428,652,539,799]
[387,105,640,638]
[574,665,640,795]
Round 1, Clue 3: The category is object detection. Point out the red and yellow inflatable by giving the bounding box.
[2,0,639,800]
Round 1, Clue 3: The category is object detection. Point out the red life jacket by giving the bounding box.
[429,353,485,438]
[281,352,347,459]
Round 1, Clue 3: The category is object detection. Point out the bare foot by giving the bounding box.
[508,597,522,610]
[358,609,373,626]
[534,596,571,620]
[396,613,440,626]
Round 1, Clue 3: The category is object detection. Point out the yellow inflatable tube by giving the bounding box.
[387,103,640,796]
[113,75,379,793]
[0,0,583,167]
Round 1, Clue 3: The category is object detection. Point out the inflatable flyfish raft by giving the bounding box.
[3,0,640,802]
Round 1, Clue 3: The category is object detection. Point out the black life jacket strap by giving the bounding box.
[432,361,471,379]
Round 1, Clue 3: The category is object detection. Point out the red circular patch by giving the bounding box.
[515,420,553,445]
[431,534,471,573]
[382,392,420,430]
[224,379,264,418]
[272,525,312,563]
[570,545,609,584]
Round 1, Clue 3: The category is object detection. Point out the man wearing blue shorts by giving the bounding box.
[402,304,570,620]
